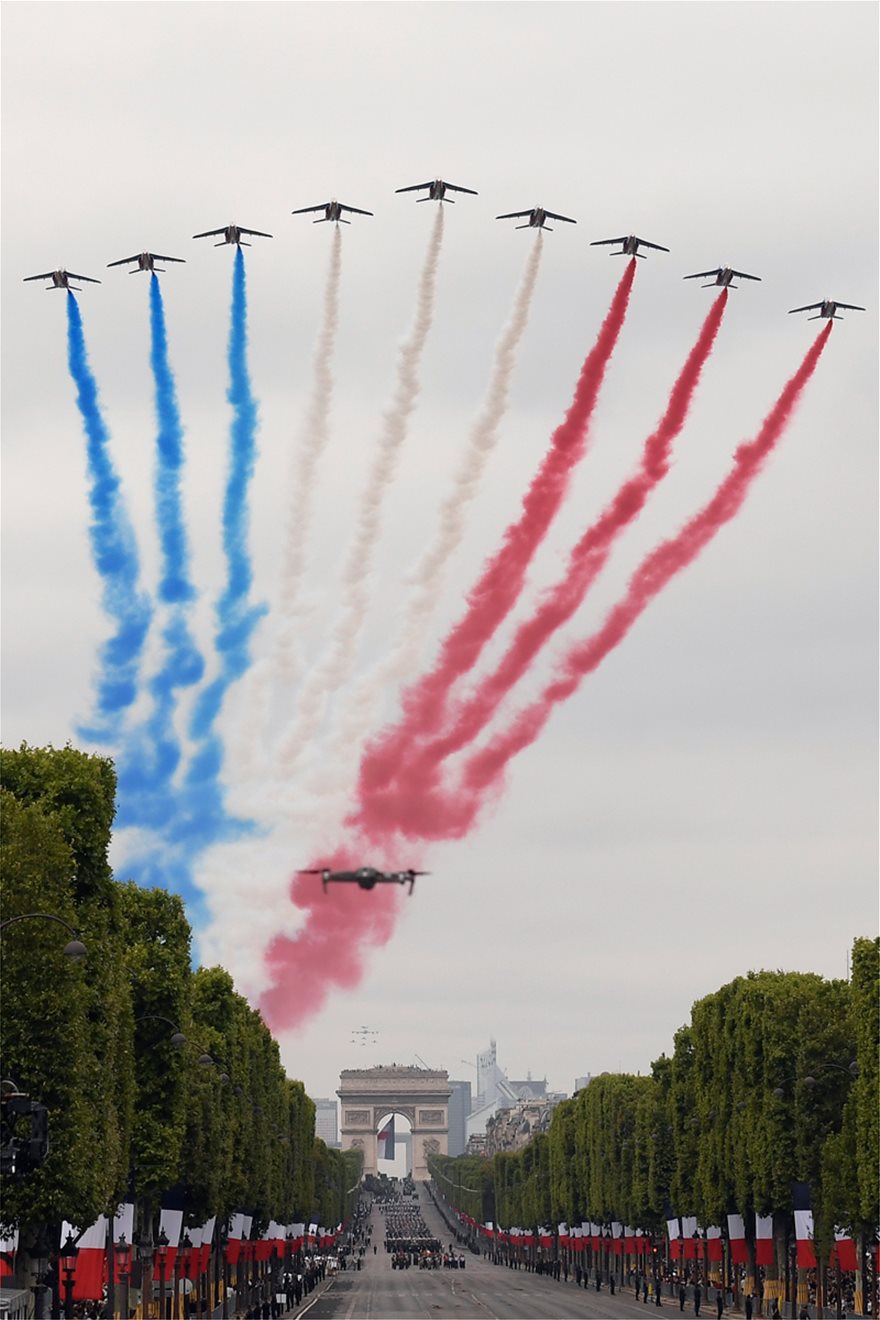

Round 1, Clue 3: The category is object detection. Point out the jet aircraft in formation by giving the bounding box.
[684,266,761,290]
[107,252,186,274]
[590,234,669,258]
[395,178,478,203]
[299,866,430,895]
[788,298,866,321]
[192,223,273,247]
[23,269,101,291]
[292,200,373,224]
[496,206,577,232]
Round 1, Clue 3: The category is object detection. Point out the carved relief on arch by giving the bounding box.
[350,1138,365,1149]
[422,1138,440,1155]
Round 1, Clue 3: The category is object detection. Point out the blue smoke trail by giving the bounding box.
[121,251,265,910]
[115,276,205,837]
[188,246,267,759]
[66,293,152,741]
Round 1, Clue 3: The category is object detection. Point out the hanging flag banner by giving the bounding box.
[707,1226,723,1262]
[0,1229,18,1281]
[377,1115,395,1161]
[755,1213,774,1267]
[68,1216,108,1302]
[727,1214,747,1265]
[792,1183,817,1268]
[832,1228,858,1273]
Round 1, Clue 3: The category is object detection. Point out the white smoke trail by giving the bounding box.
[234,227,343,780]
[307,235,545,827]
[271,205,446,782]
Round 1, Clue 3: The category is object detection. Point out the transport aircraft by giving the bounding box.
[590,234,669,258]
[684,266,761,289]
[192,223,272,246]
[107,252,186,273]
[395,178,478,202]
[23,269,101,290]
[496,206,577,231]
[788,298,865,321]
[299,866,429,895]
[291,200,373,224]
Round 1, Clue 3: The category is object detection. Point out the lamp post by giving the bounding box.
[156,1228,170,1320]
[60,1233,78,1320]
[179,1232,193,1320]
[116,1233,132,1320]
[0,912,86,962]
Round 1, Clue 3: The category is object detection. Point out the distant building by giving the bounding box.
[466,1044,553,1141]
[447,1080,472,1156]
[574,1075,593,1094]
[314,1098,339,1147]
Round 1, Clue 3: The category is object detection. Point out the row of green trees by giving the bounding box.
[431,938,878,1264]
[0,744,360,1251]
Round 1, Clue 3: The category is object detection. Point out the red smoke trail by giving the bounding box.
[400,291,729,783]
[358,322,832,845]
[260,846,401,1031]
[357,259,637,801]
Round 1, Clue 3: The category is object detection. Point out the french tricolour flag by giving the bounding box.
[756,1213,774,1266]
[792,1183,817,1268]
[63,1216,107,1302]
[727,1214,747,1265]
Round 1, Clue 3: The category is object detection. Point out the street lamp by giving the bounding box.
[60,1232,78,1319]
[0,912,86,962]
[116,1233,132,1320]
[179,1232,193,1320]
[772,1061,858,1100]
[156,1227,170,1320]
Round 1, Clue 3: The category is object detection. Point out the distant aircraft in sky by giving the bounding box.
[788,298,865,321]
[23,269,100,291]
[107,252,186,274]
[590,234,669,258]
[496,206,577,232]
[291,200,373,224]
[684,266,761,289]
[192,223,272,247]
[299,866,430,895]
[395,179,478,203]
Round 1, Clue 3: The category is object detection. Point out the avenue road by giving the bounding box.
[300,1190,664,1320]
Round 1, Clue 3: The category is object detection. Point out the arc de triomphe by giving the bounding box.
[338,1065,450,1180]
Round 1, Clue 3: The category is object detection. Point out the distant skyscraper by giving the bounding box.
[314,1098,339,1147]
[447,1080,472,1156]
[574,1075,593,1093]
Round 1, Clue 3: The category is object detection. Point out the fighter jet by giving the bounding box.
[788,298,865,321]
[107,252,186,274]
[299,866,430,895]
[684,266,761,290]
[192,223,272,247]
[23,269,101,291]
[590,234,669,258]
[291,200,374,224]
[496,207,577,232]
[395,179,478,203]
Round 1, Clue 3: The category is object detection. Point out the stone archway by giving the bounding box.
[338,1065,450,1180]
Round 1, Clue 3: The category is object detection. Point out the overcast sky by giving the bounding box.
[2,2,877,1105]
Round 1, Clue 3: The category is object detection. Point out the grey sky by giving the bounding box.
[2,2,877,1103]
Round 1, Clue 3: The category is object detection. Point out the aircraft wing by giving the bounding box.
[836,301,866,311]
[68,272,101,283]
[106,256,140,267]
[788,302,822,314]
[297,868,325,874]
[240,227,273,238]
[730,269,761,281]
[445,183,478,195]
[291,204,328,214]
[395,182,433,193]
[637,237,670,251]
[590,237,628,246]
[684,269,721,279]
[545,211,577,224]
[192,228,226,238]
[23,272,57,281]
[339,204,374,216]
[151,254,186,263]
[496,210,532,220]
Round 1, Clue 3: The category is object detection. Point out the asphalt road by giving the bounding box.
[299,1192,671,1320]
